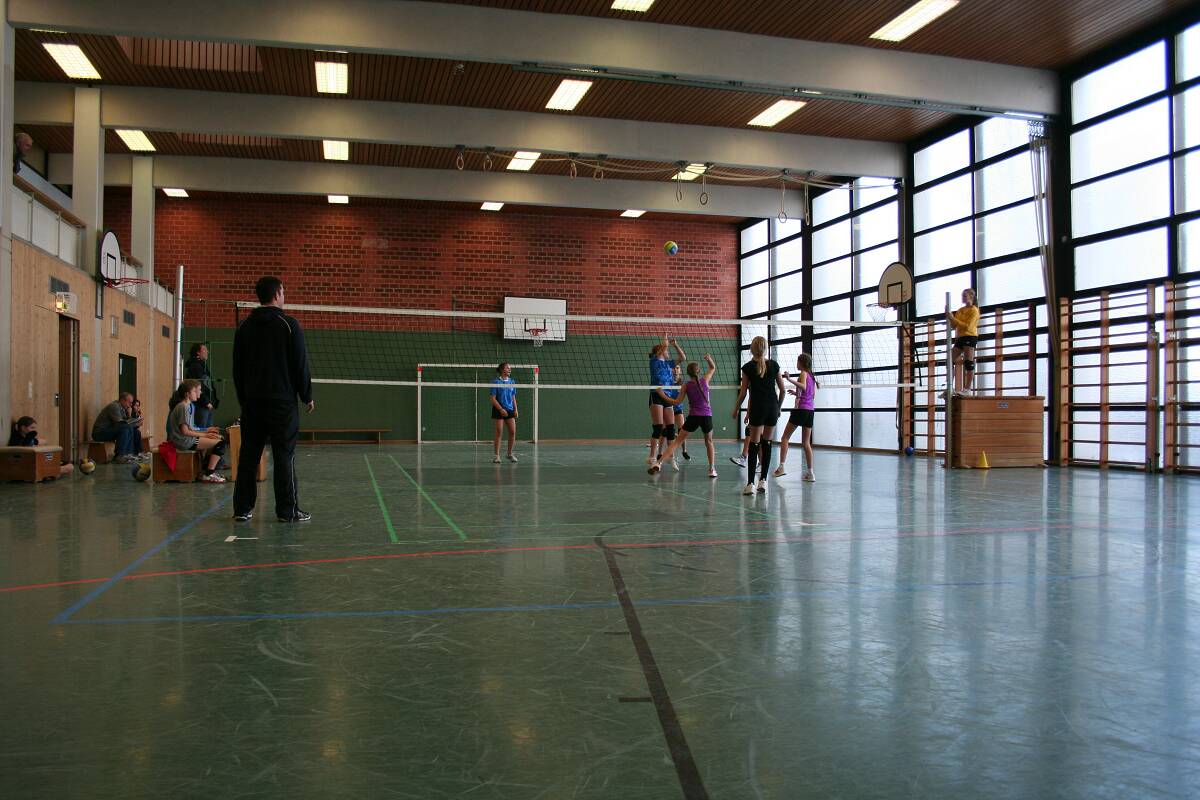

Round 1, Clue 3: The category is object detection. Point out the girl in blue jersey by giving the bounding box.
[490,362,519,463]
[647,334,686,466]
[656,364,690,469]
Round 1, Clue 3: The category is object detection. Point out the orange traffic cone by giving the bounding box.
[975,451,990,469]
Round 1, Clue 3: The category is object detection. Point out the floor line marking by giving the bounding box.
[387,455,467,541]
[4,524,1077,596]
[653,484,774,519]
[50,496,233,624]
[364,455,399,544]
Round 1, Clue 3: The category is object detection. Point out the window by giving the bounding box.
[1071,42,1166,124]
[914,175,972,231]
[1071,162,1170,237]
[975,117,1032,161]
[1070,100,1169,183]
[914,130,969,185]
[1074,228,1168,291]
[1180,22,1200,83]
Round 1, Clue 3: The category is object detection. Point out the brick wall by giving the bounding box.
[105,192,739,328]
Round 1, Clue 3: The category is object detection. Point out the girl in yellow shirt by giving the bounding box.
[946,288,980,397]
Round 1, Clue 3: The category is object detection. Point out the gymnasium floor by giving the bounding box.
[1,444,1197,799]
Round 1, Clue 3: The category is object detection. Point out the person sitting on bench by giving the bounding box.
[8,416,38,446]
[91,392,146,463]
[167,379,227,483]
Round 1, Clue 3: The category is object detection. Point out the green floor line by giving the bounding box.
[363,455,399,544]
[387,455,468,541]
[652,484,775,519]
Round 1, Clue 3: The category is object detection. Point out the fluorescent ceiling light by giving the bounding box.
[42,43,102,80]
[116,129,155,152]
[507,151,541,171]
[748,99,807,127]
[611,0,656,10]
[674,163,707,182]
[545,79,593,111]
[161,188,188,198]
[328,195,349,204]
[870,0,959,42]
[621,209,646,218]
[322,140,349,160]
[481,202,504,211]
[315,61,348,94]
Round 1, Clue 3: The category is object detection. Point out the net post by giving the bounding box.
[945,292,953,470]
[416,365,423,445]
[173,264,185,387]
[533,366,540,444]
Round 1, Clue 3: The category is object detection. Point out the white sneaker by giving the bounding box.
[669,457,680,472]
[508,454,518,462]
[708,468,718,479]
[493,455,501,463]
[772,465,786,477]
[200,472,226,483]
[648,462,661,475]
[730,456,746,467]
[756,479,767,494]
[803,470,816,482]
[742,483,754,495]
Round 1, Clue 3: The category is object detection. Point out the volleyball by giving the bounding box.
[905,446,914,456]
[663,240,679,256]
[79,458,96,474]
[132,462,152,482]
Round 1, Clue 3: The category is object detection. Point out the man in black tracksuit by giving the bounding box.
[231,276,314,523]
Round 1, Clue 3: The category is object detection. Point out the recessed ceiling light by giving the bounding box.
[621,209,646,218]
[481,202,504,211]
[315,61,348,94]
[747,100,807,127]
[507,151,541,171]
[545,79,593,111]
[162,188,188,198]
[673,163,707,182]
[322,140,349,160]
[328,195,349,204]
[42,43,102,80]
[870,0,959,42]
[611,0,655,11]
[116,130,155,152]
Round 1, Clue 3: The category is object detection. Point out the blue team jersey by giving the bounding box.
[490,377,516,410]
[649,357,675,386]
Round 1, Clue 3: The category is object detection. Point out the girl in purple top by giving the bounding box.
[775,352,819,481]
[650,354,718,478]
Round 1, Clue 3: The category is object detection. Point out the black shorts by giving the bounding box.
[746,403,780,428]
[649,391,675,407]
[682,415,713,434]
[491,408,518,420]
[788,409,815,429]
[955,335,979,349]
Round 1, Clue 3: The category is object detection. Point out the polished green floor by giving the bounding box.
[1,445,1197,799]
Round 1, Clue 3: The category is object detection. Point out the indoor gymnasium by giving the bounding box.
[1,1,1199,798]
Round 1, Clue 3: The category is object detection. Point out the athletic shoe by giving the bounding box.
[278,510,312,523]
[648,462,661,474]
[114,454,134,465]
[756,479,767,494]
[938,389,948,400]
[772,466,787,477]
[232,510,253,522]
[954,390,970,397]
[730,456,747,467]
[135,452,153,463]
[682,450,691,460]
[742,483,754,495]
[199,472,226,483]
[508,454,518,462]
[708,468,718,479]
[803,471,816,482]
[647,455,656,466]
[493,455,501,463]
[670,457,680,472]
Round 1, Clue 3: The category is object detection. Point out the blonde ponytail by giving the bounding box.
[750,336,767,378]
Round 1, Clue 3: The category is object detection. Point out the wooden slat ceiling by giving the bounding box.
[430,0,1198,70]
[16,31,950,143]
[22,124,829,189]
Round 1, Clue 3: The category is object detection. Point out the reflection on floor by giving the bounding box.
[1,445,1196,799]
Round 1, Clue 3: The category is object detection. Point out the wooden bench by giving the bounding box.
[152,450,200,482]
[87,440,116,464]
[0,445,64,482]
[300,427,389,444]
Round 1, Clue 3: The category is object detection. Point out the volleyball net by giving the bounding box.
[222,302,916,442]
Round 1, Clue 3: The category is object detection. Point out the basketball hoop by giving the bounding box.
[866,303,896,323]
[101,277,152,288]
[529,328,546,347]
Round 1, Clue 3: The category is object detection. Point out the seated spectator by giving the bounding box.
[168,379,227,483]
[91,392,146,464]
[8,416,38,446]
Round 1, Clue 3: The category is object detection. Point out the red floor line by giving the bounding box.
[0,524,1071,595]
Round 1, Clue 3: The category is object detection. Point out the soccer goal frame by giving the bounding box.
[416,363,540,445]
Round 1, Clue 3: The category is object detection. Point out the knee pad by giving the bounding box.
[664,425,676,441]
[652,424,663,438]
[964,359,976,372]
[213,441,227,457]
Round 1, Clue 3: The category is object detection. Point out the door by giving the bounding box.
[119,353,138,399]
[58,316,79,464]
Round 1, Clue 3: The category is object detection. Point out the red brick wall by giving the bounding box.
[104,192,739,328]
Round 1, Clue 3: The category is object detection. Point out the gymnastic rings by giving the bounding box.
[455,151,465,170]
[700,191,709,206]
[569,161,578,179]
[484,153,494,172]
